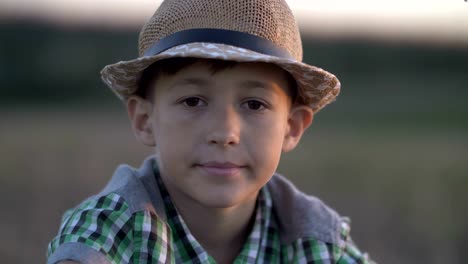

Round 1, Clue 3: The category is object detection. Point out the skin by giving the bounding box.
[58,61,313,264]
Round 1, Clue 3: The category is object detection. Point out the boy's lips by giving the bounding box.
[195,161,246,177]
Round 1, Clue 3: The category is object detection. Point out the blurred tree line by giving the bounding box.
[1,21,467,128]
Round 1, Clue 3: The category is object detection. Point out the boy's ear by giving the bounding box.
[126,96,156,146]
[282,105,314,152]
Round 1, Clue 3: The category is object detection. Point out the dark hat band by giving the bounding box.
[143,28,294,60]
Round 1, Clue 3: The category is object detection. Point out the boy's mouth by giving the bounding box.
[195,161,246,177]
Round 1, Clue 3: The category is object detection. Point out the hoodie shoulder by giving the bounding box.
[267,173,344,246]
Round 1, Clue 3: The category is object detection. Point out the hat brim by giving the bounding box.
[101,43,340,113]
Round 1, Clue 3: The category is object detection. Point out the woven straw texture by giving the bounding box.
[139,0,302,60]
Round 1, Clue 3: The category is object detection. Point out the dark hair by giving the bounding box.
[137,58,297,103]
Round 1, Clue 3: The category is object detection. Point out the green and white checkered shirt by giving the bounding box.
[47,157,373,263]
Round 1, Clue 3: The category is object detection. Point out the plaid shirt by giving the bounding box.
[47,164,373,263]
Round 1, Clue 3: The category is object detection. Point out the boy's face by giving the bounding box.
[128,61,313,208]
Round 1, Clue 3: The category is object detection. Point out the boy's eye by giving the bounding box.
[182,97,205,107]
[243,100,266,111]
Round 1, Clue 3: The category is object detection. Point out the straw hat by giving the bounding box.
[101,0,341,113]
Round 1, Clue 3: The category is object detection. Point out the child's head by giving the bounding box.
[100,0,341,208]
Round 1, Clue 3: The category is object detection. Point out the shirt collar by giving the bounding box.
[154,166,278,263]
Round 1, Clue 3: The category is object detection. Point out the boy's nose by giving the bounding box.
[206,106,240,147]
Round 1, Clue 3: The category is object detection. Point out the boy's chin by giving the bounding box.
[192,190,258,209]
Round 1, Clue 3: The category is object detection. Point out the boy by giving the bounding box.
[47,0,373,263]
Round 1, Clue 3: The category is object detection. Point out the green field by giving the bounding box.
[1,108,467,263]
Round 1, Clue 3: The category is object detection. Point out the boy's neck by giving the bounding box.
[165,184,258,264]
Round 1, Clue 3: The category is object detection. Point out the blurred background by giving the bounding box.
[1,0,467,263]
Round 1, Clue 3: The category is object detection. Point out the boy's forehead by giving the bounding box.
[170,60,287,81]
[170,77,280,90]
[159,62,291,92]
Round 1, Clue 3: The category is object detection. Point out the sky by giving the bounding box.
[1,0,467,46]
